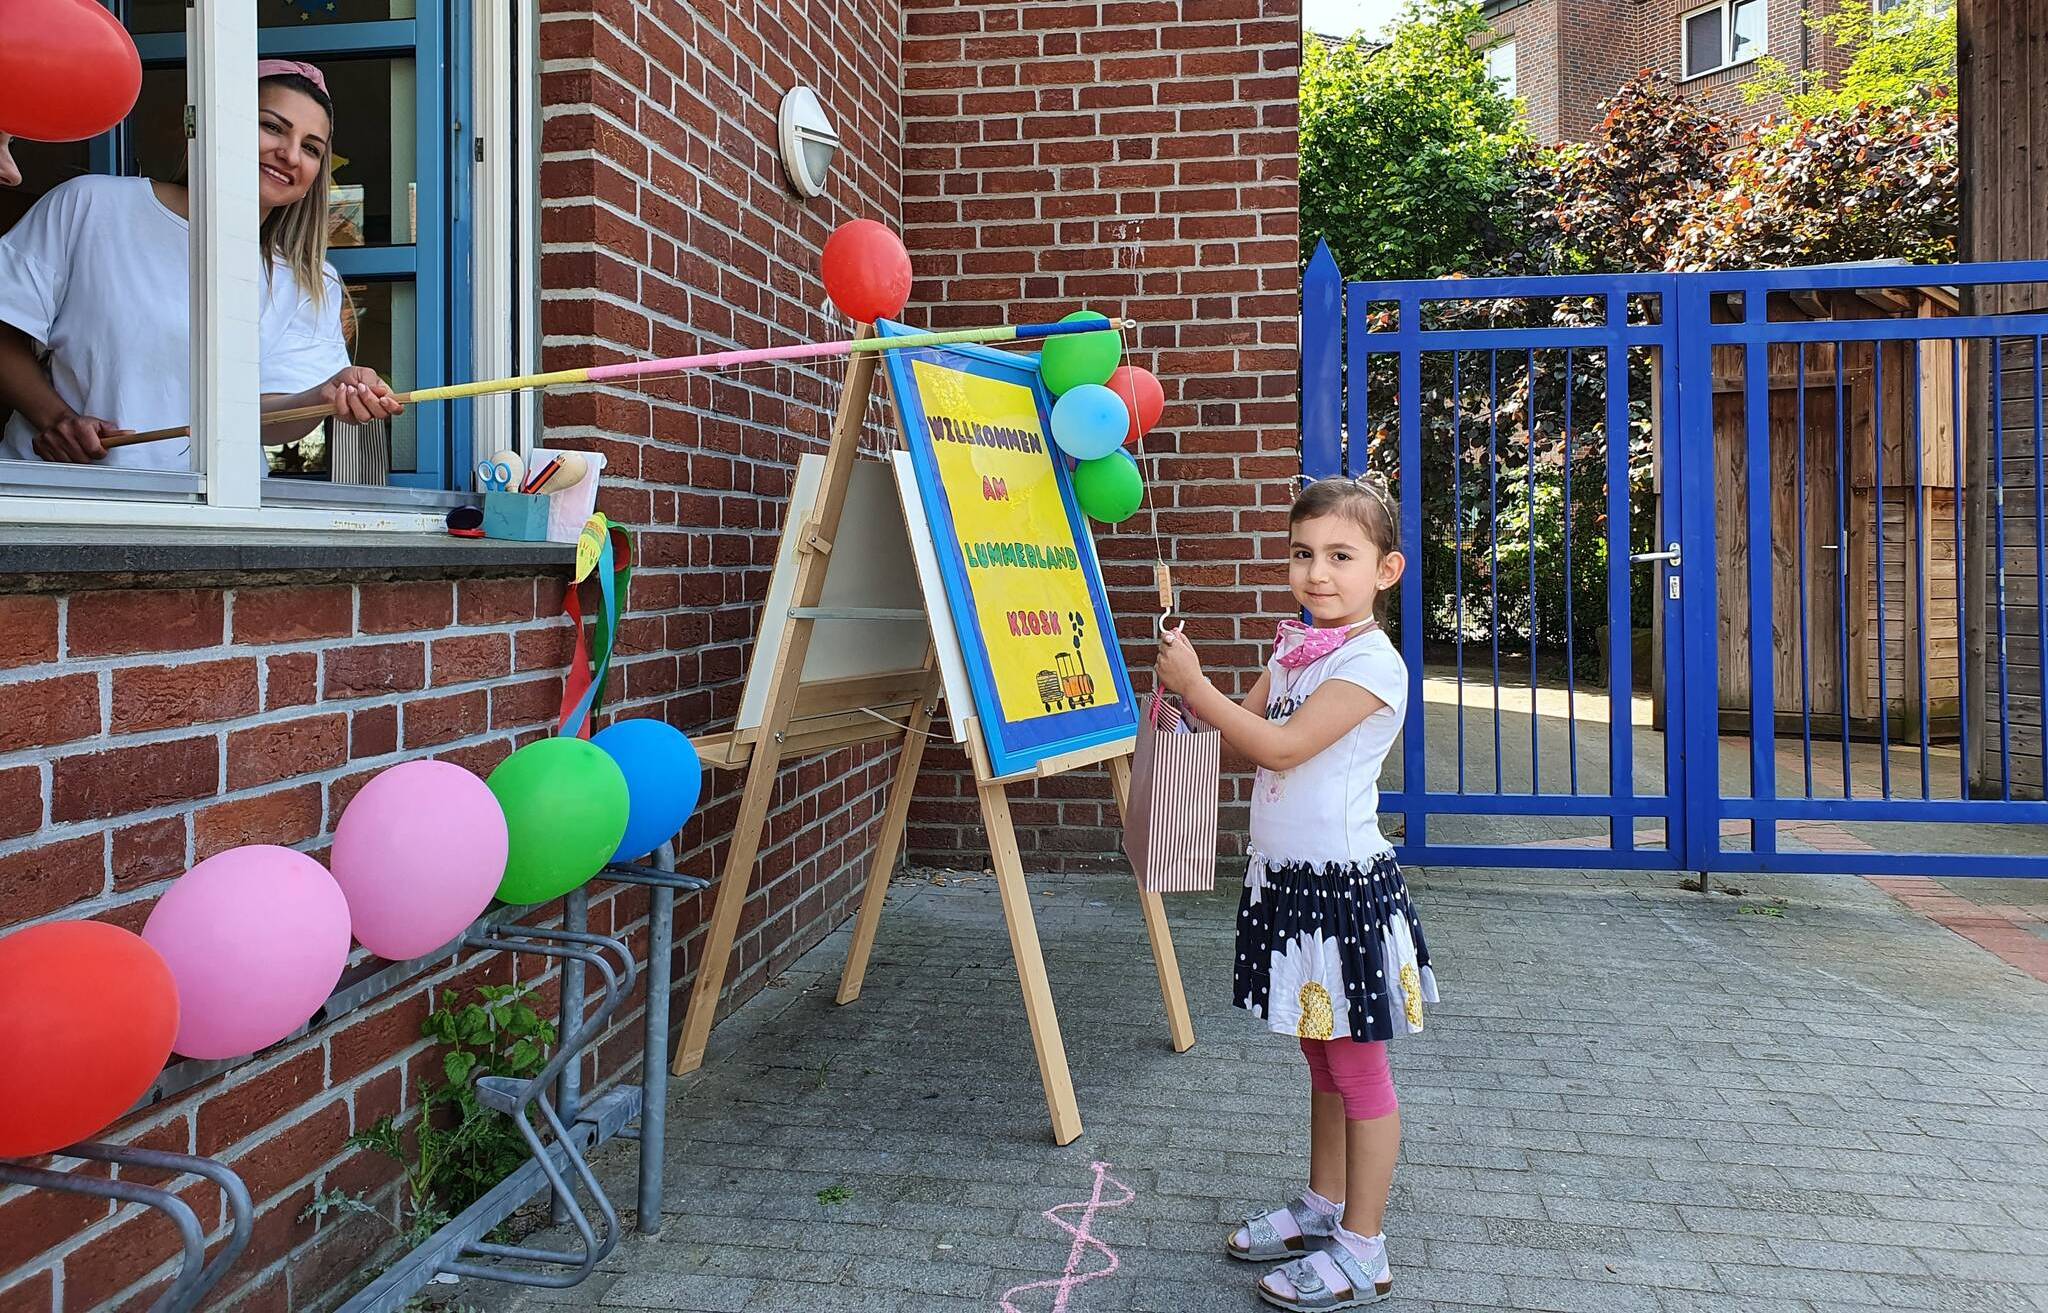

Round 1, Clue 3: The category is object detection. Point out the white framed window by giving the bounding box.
[0,0,528,534]
[1681,0,1767,80]
[1874,0,1950,31]
[1483,39,1517,100]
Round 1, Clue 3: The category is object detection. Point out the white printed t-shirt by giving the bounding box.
[1247,626,1409,868]
[0,174,351,472]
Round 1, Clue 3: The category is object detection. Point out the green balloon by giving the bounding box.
[1039,311,1122,395]
[1073,450,1143,524]
[487,737,631,905]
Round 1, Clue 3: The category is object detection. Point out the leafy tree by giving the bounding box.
[1748,0,1956,119]
[1675,99,1959,268]
[1525,73,1733,275]
[1299,0,1529,279]
[1303,24,1957,656]
[1522,72,1957,272]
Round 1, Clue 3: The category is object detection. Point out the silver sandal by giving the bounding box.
[1226,1195,1339,1262]
[1257,1240,1393,1310]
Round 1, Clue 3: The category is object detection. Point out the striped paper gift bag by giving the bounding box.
[1123,685,1221,893]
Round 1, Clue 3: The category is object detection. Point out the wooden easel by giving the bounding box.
[672,329,1195,1145]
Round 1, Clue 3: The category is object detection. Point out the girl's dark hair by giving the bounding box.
[1289,472,1400,558]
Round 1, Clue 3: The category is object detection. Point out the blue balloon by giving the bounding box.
[591,718,703,864]
[1050,383,1130,462]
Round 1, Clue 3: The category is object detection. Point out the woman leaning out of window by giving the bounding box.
[0,59,402,470]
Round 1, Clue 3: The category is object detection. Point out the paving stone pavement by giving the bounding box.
[458,864,2048,1313]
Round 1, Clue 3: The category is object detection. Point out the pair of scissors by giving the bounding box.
[476,451,525,493]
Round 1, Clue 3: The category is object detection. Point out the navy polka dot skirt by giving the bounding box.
[1233,849,1440,1042]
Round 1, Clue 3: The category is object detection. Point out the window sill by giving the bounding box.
[1681,53,1762,84]
[0,464,479,532]
[0,524,575,584]
[261,482,473,514]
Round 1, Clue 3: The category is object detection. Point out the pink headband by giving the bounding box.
[257,58,328,96]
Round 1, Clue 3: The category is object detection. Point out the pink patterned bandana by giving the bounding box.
[1273,618,1378,670]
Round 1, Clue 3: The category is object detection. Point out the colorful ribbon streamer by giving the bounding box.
[556,514,634,738]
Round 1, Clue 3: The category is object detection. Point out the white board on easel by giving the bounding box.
[675,333,1194,1149]
[736,453,972,743]
[888,451,977,745]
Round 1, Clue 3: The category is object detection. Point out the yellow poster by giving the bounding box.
[911,359,1121,725]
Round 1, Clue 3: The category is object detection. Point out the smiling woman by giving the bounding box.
[0,61,403,473]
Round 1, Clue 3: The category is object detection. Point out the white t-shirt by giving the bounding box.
[1248,627,1409,868]
[0,174,351,471]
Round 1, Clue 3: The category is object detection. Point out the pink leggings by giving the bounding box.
[1299,1037,1398,1121]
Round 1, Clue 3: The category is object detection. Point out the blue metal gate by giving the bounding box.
[1303,244,2048,878]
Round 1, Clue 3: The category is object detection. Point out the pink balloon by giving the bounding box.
[142,846,351,1060]
[331,760,508,961]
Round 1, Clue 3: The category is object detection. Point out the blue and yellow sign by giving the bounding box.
[882,322,1136,777]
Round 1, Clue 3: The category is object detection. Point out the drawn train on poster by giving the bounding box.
[1036,610,1098,712]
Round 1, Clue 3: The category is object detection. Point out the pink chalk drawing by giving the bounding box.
[996,1160,1135,1313]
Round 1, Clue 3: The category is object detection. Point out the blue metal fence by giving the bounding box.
[1303,242,2048,878]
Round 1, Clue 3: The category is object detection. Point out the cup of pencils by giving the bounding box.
[479,452,590,542]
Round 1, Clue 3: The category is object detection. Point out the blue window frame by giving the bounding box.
[92,1,473,491]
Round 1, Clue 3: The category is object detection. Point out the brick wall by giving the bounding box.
[533,0,910,976]
[1556,0,1647,142]
[0,572,576,1311]
[0,568,903,1311]
[1632,0,1850,132]
[897,0,1305,872]
[1487,0,1859,144]
[1,0,917,1306]
[1484,0,1568,144]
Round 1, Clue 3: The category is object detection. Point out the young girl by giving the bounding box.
[1155,472,1438,1311]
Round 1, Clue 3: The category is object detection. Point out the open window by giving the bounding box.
[1681,0,1766,80]
[1483,39,1517,101]
[0,1,528,532]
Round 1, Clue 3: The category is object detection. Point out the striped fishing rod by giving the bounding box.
[104,316,1137,449]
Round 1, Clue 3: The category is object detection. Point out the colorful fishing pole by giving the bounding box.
[103,316,1136,450]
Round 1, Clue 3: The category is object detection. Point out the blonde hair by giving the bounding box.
[257,72,334,309]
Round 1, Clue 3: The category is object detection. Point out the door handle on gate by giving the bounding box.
[1630,542,1682,567]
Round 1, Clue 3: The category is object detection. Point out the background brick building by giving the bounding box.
[898,0,1304,869]
[0,2,1301,1309]
[1480,0,1858,142]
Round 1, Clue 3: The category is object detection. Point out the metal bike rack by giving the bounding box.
[595,855,707,1231]
[332,844,707,1311]
[0,1144,254,1313]
[5,846,706,1313]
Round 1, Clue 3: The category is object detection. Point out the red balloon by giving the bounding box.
[0,0,142,142]
[1108,365,1165,445]
[820,219,913,324]
[0,921,177,1158]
